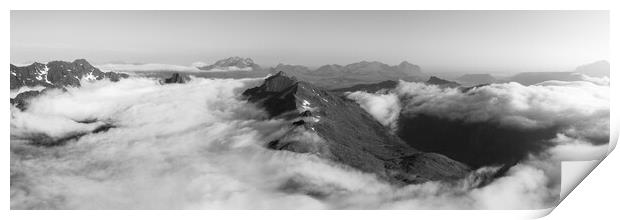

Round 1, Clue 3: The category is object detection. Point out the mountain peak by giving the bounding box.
[263,71,297,92]
[197,56,260,72]
[243,77,470,184]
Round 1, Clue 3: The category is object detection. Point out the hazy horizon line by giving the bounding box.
[10,56,608,76]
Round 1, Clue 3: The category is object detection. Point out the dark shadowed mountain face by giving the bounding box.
[331,80,398,94]
[243,72,471,184]
[397,114,560,169]
[197,56,261,72]
[10,59,128,89]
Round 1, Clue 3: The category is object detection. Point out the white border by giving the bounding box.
[3,1,617,219]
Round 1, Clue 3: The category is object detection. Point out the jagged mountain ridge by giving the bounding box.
[10,59,128,89]
[243,71,471,184]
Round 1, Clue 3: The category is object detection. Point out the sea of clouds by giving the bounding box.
[347,79,610,208]
[10,76,610,209]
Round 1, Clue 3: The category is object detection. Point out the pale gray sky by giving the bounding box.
[11,10,608,73]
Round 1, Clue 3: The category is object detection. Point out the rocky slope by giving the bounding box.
[243,71,471,184]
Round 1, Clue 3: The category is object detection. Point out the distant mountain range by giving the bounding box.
[10,59,128,90]
[151,57,611,89]
[12,57,609,92]
[293,60,425,89]
[188,57,428,89]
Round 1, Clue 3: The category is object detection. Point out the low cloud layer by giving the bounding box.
[346,79,609,208]
[349,80,609,142]
[10,76,609,209]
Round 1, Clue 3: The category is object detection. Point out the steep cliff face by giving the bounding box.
[243,71,471,184]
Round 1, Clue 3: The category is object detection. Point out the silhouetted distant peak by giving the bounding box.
[426,76,461,87]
